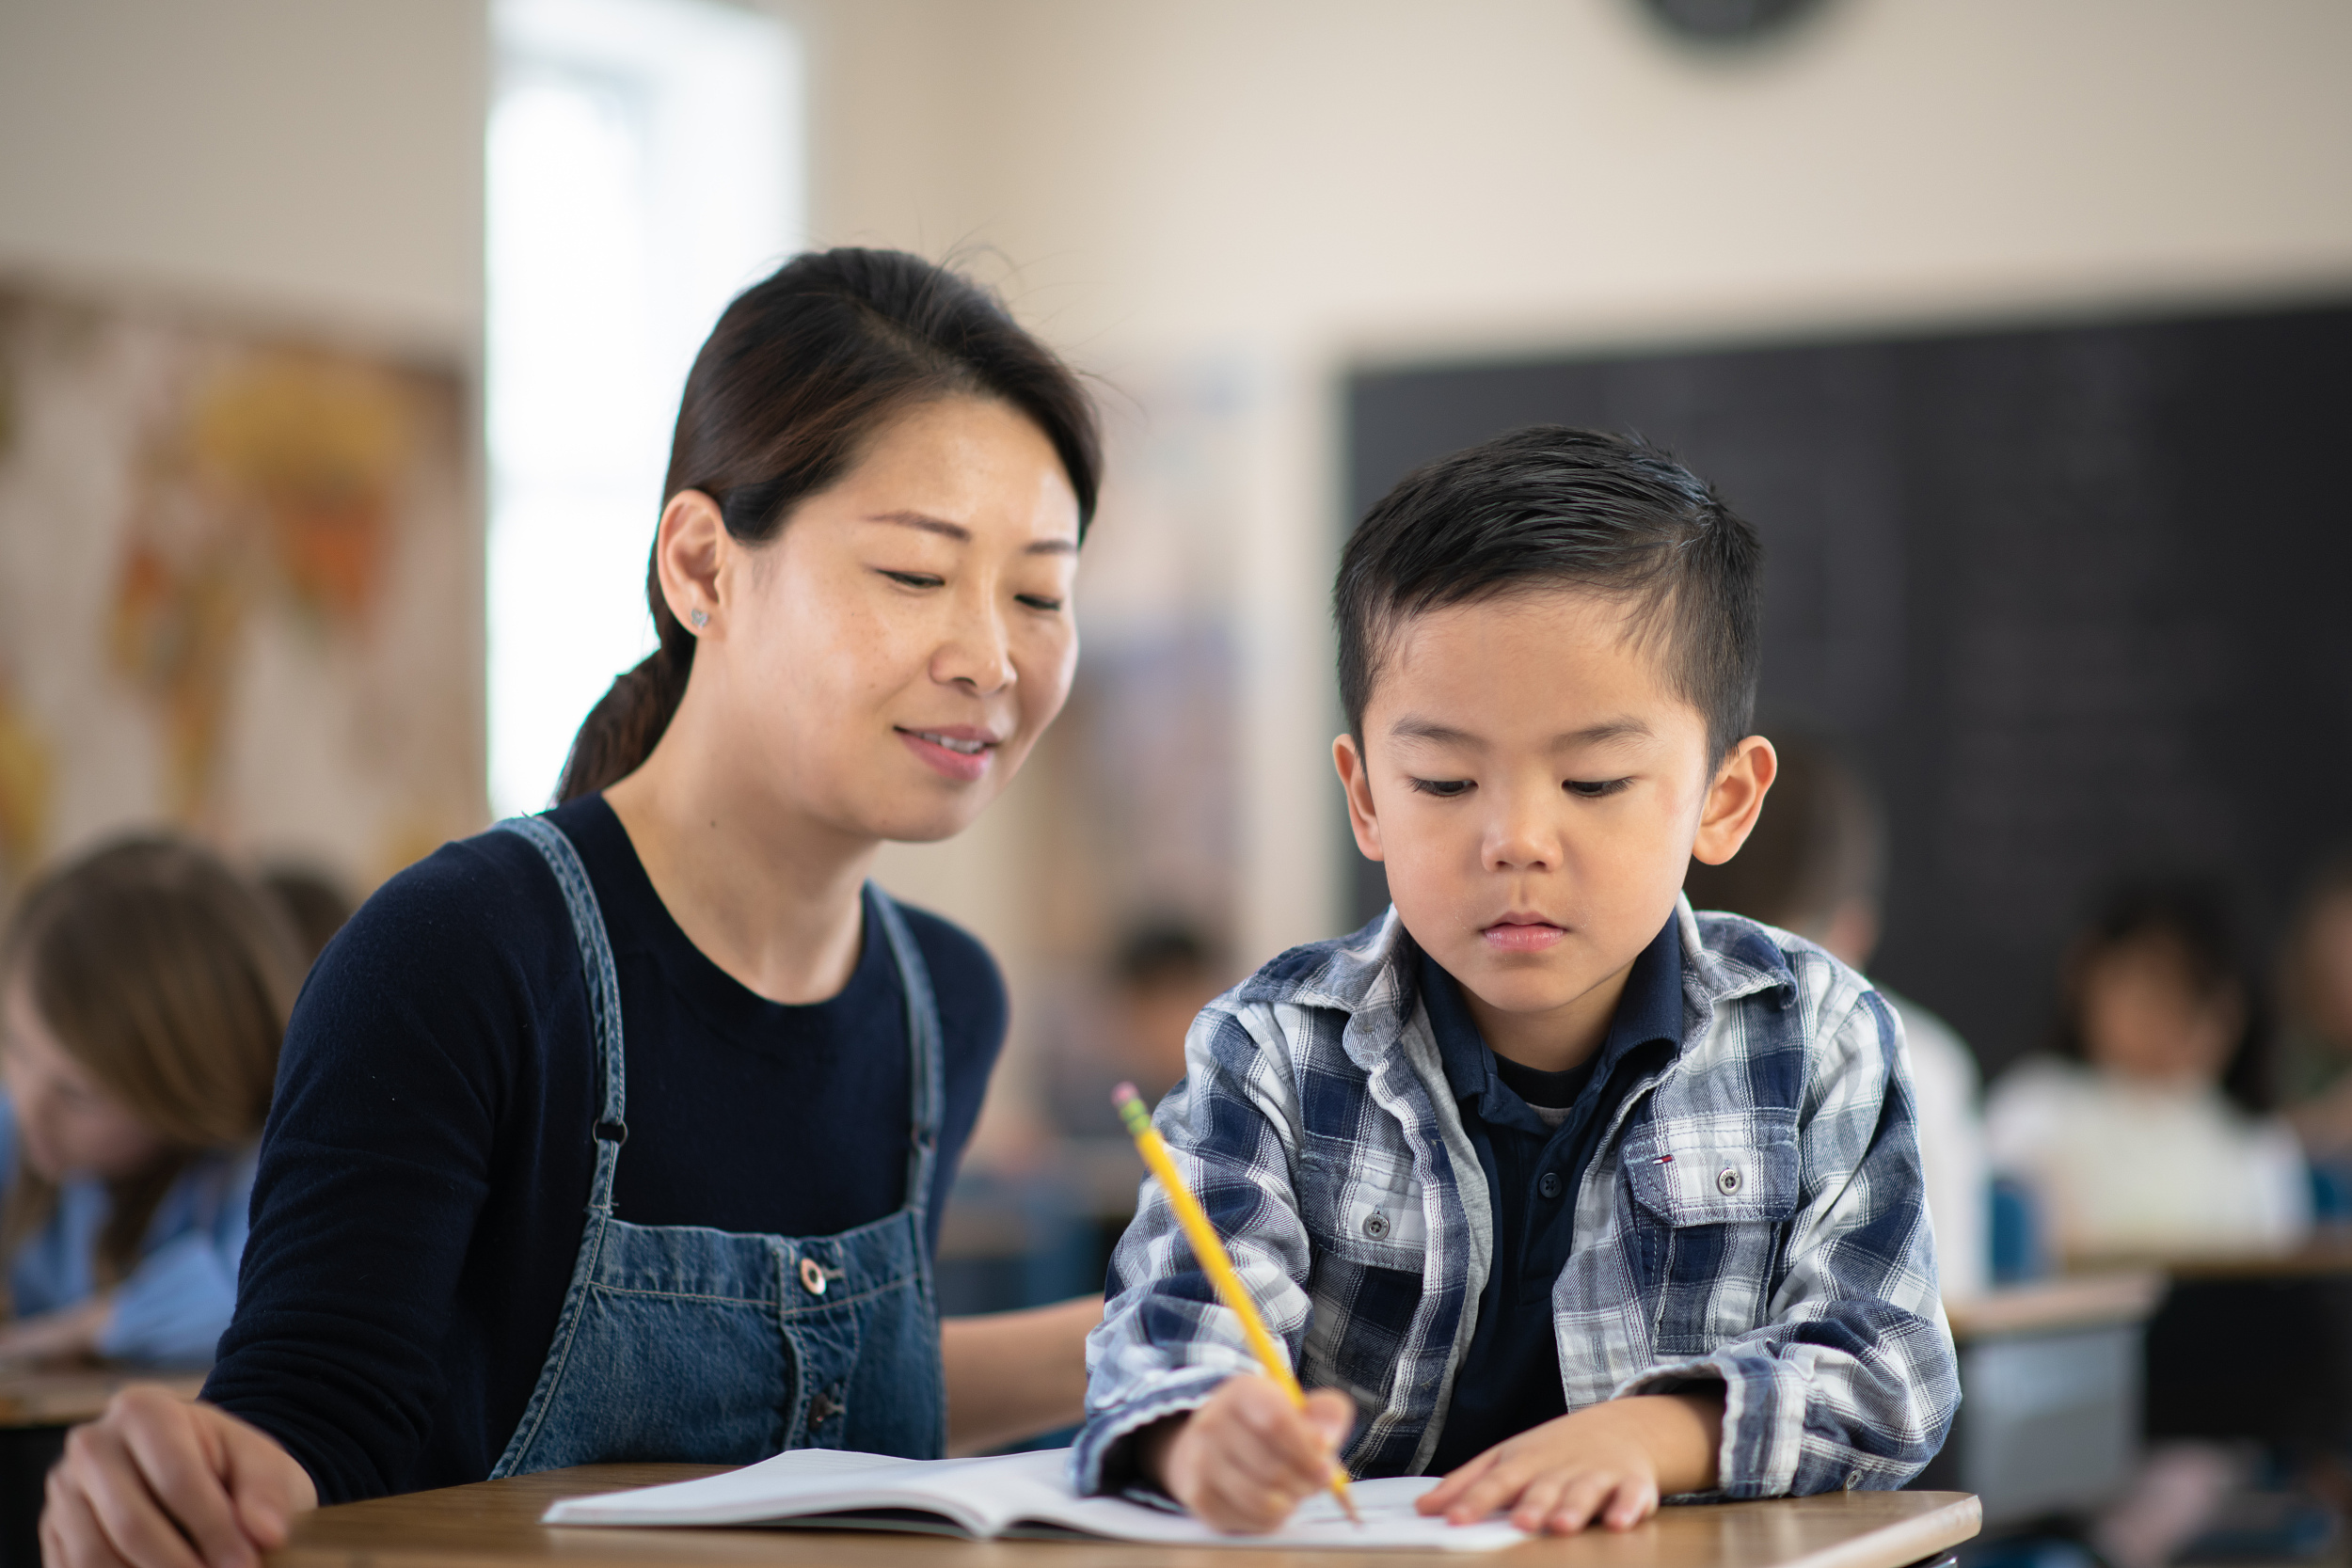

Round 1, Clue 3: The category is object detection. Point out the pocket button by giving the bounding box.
[1717,1165,1741,1195]
[1361,1211,1390,1240]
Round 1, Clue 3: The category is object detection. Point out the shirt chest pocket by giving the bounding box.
[1296,1136,1429,1271]
[1623,1118,1801,1355]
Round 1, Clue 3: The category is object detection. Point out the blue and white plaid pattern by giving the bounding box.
[1075,896,1959,1499]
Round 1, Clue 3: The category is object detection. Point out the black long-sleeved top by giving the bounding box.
[202,796,1004,1503]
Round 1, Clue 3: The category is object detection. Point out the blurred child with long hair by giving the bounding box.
[0,838,298,1366]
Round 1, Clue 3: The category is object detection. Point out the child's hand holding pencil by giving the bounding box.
[1113,1084,1362,1533]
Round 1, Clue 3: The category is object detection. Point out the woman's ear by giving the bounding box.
[1691,736,1777,867]
[652,490,729,636]
[1332,734,1385,863]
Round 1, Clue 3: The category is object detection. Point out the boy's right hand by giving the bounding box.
[1136,1374,1355,1534]
[42,1385,316,1568]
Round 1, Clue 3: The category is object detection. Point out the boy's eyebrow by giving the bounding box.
[1559,718,1655,747]
[1389,717,1484,746]
[1388,716,1655,747]
[865,511,1078,556]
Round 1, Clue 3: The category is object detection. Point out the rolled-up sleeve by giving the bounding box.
[1625,989,1960,1497]
[98,1157,255,1368]
[1072,1006,1314,1496]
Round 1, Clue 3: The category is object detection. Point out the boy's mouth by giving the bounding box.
[1481,915,1565,953]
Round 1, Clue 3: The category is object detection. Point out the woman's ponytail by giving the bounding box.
[547,247,1100,807]
[556,587,693,803]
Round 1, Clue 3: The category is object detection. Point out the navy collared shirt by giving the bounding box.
[1422,915,1685,1474]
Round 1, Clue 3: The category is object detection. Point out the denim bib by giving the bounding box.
[487,815,947,1476]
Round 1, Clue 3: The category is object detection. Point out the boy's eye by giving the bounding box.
[1410,778,1473,799]
[880,570,944,590]
[1564,778,1630,799]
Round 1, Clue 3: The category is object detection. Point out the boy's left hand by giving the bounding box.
[1416,1390,1724,1535]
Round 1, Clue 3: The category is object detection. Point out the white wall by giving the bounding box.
[0,0,485,356]
[793,0,2352,978]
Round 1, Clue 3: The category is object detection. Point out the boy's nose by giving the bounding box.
[1484,805,1559,873]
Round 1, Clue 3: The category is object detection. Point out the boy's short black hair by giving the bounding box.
[1335,426,1763,764]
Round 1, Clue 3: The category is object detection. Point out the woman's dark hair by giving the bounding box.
[556,248,1103,803]
[2054,873,2272,1115]
[1334,426,1762,766]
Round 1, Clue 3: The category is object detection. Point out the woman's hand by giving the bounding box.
[1138,1374,1356,1534]
[1415,1390,1724,1534]
[40,1385,315,1568]
[0,1296,113,1369]
[941,1294,1103,1455]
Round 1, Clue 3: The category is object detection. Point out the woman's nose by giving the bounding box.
[935,597,1016,694]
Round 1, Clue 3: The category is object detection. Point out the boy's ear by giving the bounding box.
[1332,735,1386,863]
[1691,736,1777,867]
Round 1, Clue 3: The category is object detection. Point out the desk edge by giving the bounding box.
[1781,1495,1981,1568]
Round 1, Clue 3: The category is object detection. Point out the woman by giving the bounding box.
[43,249,1104,1568]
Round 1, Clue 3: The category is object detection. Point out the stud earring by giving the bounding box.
[689,609,708,629]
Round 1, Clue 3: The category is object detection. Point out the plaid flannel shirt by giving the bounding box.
[1074,896,1959,1498]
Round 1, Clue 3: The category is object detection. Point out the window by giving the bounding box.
[486,0,800,816]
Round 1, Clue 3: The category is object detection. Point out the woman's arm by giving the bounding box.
[941,1295,1102,1455]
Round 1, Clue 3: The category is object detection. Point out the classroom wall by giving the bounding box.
[789,0,2352,994]
[0,0,489,894]
[0,0,485,356]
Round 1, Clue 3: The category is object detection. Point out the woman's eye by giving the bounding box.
[1565,778,1630,799]
[880,570,944,590]
[1410,778,1473,799]
[1015,594,1065,612]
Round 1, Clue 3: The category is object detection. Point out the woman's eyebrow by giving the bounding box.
[865,511,1077,555]
[866,510,970,542]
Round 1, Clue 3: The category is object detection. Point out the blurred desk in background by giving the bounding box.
[934,1142,1140,1318]
[1914,1273,2165,1529]
[273,1463,1982,1568]
[0,1368,208,1568]
[2137,1235,2352,1449]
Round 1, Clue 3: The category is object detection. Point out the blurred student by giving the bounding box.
[2274,853,2352,1161]
[0,838,298,1368]
[1682,739,1988,1299]
[1986,876,2309,1262]
[1040,918,1225,1142]
[257,863,354,974]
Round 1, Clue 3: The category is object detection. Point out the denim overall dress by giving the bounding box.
[486,815,948,1476]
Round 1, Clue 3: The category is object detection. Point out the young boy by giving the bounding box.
[1074,428,1959,1536]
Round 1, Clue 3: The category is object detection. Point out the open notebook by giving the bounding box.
[542,1446,1528,1552]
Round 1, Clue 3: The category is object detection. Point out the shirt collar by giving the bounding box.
[1419,913,1686,1131]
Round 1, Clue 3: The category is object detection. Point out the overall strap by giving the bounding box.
[866,886,944,1227]
[495,816,629,1213]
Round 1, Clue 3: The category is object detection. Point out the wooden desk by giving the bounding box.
[0,1368,205,1429]
[274,1465,1980,1568]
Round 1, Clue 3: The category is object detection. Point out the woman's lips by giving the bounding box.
[1481,919,1565,953]
[898,727,996,784]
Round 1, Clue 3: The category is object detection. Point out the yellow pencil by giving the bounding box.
[1113,1082,1362,1527]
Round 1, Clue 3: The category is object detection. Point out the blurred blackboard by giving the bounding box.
[1344,302,2352,1075]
